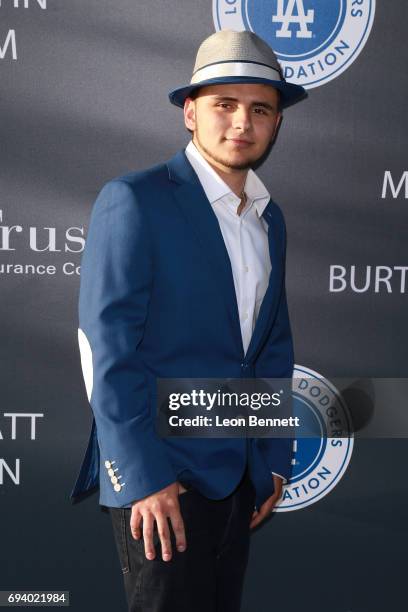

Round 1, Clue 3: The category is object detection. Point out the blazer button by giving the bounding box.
[104,460,112,469]
[110,476,119,484]
[114,483,122,492]
[108,468,117,477]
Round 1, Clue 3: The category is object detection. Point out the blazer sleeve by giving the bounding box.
[78,179,177,506]
[255,206,295,483]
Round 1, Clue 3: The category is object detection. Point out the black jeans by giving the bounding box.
[109,465,256,612]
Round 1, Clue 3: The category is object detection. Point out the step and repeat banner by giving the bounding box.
[1,2,407,611]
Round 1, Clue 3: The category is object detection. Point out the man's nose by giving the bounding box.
[232,106,252,131]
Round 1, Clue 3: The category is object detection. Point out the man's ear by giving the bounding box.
[184,98,196,132]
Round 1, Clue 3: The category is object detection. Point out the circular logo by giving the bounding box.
[275,364,354,512]
[213,0,376,88]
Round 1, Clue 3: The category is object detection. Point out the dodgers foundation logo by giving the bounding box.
[213,0,376,88]
[275,365,354,512]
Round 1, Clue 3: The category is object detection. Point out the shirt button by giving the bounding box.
[243,265,249,273]
[242,312,248,321]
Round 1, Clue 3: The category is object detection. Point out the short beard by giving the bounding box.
[195,129,259,171]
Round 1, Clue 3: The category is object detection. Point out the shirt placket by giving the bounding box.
[238,206,252,354]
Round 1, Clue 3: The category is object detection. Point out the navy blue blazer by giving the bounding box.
[70,147,294,510]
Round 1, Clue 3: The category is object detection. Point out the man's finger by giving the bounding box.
[250,510,269,529]
[249,510,264,529]
[156,513,172,562]
[249,510,258,527]
[142,512,156,560]
[130,507,142,540]
[249,501,274,529]
[169,506,187,553]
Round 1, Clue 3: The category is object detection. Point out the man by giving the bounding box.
[71,29,305,612]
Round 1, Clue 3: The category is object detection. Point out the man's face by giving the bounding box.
[184,83,282,171]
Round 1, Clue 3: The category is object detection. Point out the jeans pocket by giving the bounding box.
[110,508,130,575]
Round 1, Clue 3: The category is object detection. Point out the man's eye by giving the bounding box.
[217,103,232,109]
[254,107,267,115]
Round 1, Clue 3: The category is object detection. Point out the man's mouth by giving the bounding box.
[226,138,253,147]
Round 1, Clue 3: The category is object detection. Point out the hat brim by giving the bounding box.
[168,76,306,110]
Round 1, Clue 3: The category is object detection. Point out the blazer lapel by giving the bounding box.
[166,149,245,358]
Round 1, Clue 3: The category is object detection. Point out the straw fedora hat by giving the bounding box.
[168,29,306,109]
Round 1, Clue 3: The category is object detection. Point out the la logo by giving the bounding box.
[272,0,315,39]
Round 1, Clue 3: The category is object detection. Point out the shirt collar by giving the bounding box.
[185,140,270,217]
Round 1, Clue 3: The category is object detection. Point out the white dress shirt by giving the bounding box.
[185,140,271,355]
[185,141,287,485]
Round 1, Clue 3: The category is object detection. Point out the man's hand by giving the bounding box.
[249,474,283,529]
[130,482,187,562]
